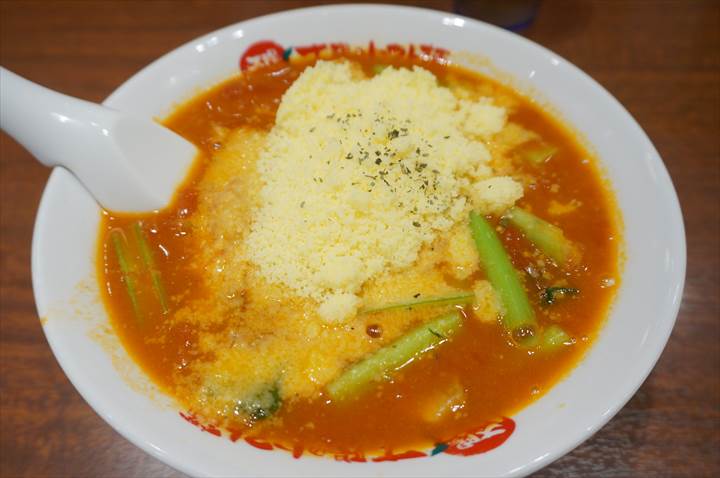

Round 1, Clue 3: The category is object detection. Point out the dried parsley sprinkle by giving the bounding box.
[375,158,382,165]
[388,129,400,139]
[412,221,421,227]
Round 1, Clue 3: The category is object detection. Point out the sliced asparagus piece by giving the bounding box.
[327,312,462,400]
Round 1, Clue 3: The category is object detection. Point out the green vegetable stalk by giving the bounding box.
[469,211,538,345]
[327,312,462,400]
[361,292,474,314]
[109,229,142,322]
[504,207,581,267]
[133,222,169,314]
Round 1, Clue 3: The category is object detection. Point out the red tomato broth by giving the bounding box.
[97,50,620,456]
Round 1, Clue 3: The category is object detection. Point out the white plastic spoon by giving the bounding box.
[0,67,197,212]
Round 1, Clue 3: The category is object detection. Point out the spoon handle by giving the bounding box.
[0,67,196,212]
[0,66,112,169]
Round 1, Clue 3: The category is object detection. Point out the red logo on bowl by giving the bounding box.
[240,41,284,71]
[239,40,450,72]
[441,417,515,456]
[181,408,515,459]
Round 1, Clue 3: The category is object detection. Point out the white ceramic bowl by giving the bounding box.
[31,4,685,477]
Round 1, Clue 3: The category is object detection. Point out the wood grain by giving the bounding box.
[1,1,718,477]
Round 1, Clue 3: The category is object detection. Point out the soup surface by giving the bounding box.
[98,48,620,457]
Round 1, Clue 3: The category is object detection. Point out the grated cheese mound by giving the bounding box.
[472,279,503,323]
[445,224,480,280]
[458,99,507,139]
[245,61,522,322]
[470,176,524,215]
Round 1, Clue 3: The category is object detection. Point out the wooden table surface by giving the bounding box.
[1,1,718,477]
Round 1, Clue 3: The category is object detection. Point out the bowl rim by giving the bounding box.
[31,3,686,477]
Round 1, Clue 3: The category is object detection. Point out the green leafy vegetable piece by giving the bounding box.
[541,287,580,306]
[504,207,581,267]
[132,222,169,314]
[521,143,557,164]
[327,312,462,401]
[541,324,572,350]
[469,211,538,346]
[361,292,474,314]
[238,384,282,421]
[372,64,389,75]
[110,229,142,323]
